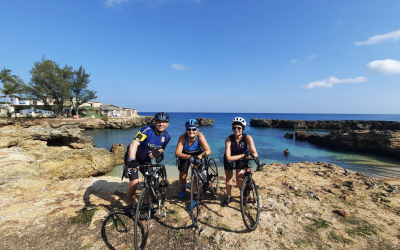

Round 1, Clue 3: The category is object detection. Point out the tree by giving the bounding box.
[28,58,73,117]
[0,68,27,116]
[69,66,97,116]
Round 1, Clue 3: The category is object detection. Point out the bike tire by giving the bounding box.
[159,165,168,207]
[207,158,219,195]
[190,172,200,228]
[134,188,151,249]
[240,176,260,231]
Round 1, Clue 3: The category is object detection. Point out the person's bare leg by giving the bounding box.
[236,169,244,191]
[225,170,233,196]
[126,179,139,205]
[179,172,187,186]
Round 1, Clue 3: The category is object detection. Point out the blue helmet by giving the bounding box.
[185,119,199,128]
[154,112,170,122]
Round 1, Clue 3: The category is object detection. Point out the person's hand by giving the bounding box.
[127,159,140,169]
[244,149,253,159]
[148,149,161,159]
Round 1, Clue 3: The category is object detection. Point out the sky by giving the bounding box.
[1,0,400,114]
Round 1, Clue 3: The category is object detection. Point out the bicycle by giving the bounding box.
[133,162,168,250]
[238,152,262,231]
[188,153,219,228]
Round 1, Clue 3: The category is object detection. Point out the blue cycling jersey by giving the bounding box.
[125,125,171,164]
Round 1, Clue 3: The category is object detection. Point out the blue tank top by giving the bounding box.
[182,135,203,155]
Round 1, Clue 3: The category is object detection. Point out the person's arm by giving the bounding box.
[175,134,191,159]
[197,133,211,159]
[128,140,140,160]
[225,137,245,161]
[246,135,258,158]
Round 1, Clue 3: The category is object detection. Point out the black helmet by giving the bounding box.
[154,112,170,122]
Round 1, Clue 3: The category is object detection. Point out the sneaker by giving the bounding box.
[188,200,197,210]
[222,196,231,207]
[141,204,156,214]
[179,186,185,198]
[124,205,135,217]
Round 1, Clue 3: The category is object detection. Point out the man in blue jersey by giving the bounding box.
[124,112,171,216]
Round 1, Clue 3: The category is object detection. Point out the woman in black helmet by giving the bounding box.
[222,117,258,207]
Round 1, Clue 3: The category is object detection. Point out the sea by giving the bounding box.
[83,113,400,181]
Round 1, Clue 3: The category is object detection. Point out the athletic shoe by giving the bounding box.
[141,204,156,214]
[222,196,231,207]
[188,200,197,210]
[179,186,185,198]
[124,205,135,217]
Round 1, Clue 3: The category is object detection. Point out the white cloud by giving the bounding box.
[104,0,129,7]
[307,54,317,59]
[290,59,298,64]
[355,30,400,46]
[172,63,190,71]
[366,59,400,75]
[300,76,367,89]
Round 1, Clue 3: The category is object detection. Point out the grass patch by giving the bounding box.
[69,207,98,224]
[380,197,391,203]
[174,229,185,240]
[290,205,296,212]
[305,217,331,233]
[328,231,353,244]
[217,223,231,231]
[201,235,213,244]
[109,216,129,231]
[173,216,182,223]
[82,245,92,250]
[345,222,381,237]
[294,189,302,197]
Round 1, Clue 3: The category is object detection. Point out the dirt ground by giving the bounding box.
[1,161,400,250]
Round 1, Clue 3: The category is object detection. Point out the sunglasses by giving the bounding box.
[186,128,198,132]
[232,126,242,131]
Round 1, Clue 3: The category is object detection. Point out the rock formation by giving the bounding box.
[197,118,215,126]
[295,130,400,158]
[0,125,124,179]
[284,132,294,139]
[250,119,400,130]
[0,116,153,130]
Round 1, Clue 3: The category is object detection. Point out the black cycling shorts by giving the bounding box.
[178,155,204,173]
[223,155,247,171]
[127,161,152,181]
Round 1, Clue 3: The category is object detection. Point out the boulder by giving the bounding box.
[197,118,215,126]
[110,143,127,165]
[284,132,294,139]
[295,131,312,140]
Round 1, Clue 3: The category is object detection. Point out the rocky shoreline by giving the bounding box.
[0,116,153,130]
[1,160,400,249]
[250,119,400,130]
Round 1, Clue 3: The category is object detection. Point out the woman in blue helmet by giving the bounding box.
[175,119,211,198]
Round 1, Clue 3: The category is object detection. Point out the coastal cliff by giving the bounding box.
[0,116,153,129]
[250,119,400,130]
[294,130,400,159]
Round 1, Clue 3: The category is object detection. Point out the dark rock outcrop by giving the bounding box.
[295,129,400,158]
[197,118,215,126]
[284,132,294,139]
[250,119,400,130]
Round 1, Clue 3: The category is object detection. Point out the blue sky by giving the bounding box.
[1,0,400,114]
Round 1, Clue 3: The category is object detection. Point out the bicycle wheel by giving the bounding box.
[159,165,168,207]
[207,158,219,195]
[190,172,200,228]
[240,176,260,230]
[134,187,152,249]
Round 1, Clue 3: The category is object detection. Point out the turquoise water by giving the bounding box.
[83,112,400,180]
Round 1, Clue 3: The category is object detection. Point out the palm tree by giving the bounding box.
[0,68,26,116]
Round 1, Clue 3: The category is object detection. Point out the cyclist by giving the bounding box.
[124,112,171,216]
[175,119,211,200]
[222,117,258,207]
